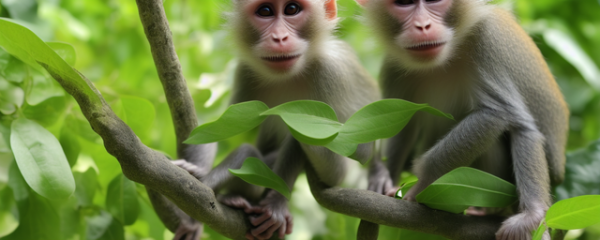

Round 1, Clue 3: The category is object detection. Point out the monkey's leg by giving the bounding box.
[496,128,550,240]
[171,144,269,240]
[247,137,307,239]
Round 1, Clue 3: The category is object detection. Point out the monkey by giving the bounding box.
[172,0,381,239]
[356,0,569,239]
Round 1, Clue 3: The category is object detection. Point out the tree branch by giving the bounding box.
[305,163,504,240]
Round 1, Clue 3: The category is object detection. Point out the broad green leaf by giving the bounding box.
[261,100,342,143]
[0,18,101,107]
[531,221,547,240]
[46,42,76,66]
[24,72,64,105]
[395,180,417,199]
[22,96,66,127]
[323,136,358,157]
[59,126,81,167]
[7,162,28,202]
[0,187,19,237]
[74,167,98,207]
[289,126,338,146]
[0,77,24,115]
[229,157,291,199]
[10,117,75,200]
[546,195,600,230]
[185,101,269,144]
[112,96,156,141]
[87,211,125,240]
[106,174,140,226]
[416,167,517,213]
[0,50,27,84]
[340,99,453,143]
[3,193,61,240]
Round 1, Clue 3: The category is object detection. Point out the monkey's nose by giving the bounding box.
[415,21,432,32]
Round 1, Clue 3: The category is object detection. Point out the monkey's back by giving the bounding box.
[473,7,569,184]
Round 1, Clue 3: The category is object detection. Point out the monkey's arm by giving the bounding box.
[405,107,511,199]
[247,137,306,239]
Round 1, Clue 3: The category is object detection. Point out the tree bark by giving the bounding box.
[40,1,506,239]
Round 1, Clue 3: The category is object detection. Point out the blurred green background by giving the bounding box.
[0,0,600,239]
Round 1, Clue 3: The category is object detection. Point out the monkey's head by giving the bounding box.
[357,0,488,70]
[229,0,338,80]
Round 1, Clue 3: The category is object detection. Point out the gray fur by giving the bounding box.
[367,3,568,240]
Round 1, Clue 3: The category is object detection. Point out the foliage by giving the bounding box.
[0,0,599,240]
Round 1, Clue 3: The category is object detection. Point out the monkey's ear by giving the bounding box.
[355,0,369,7]
[324,0,337,20]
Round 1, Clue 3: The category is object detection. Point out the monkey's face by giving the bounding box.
[375,0,455,69]
[244,0,314,76]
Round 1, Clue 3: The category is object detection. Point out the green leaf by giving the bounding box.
[0,18,101,107]
[106,174,140,226]
[0,50,27,84]
[416,167,517,213]
[545,195,600,230]
[340,99,453,144]
[185,101,269,144]
[87,211,125,240]
[395,180,417,199]
[22,96,66,127]
[46,42,76,66]
[10,117,75,200]
[323,136,358,157]
[229,157,291,199]
[261,100,342,144]
[2,191,60,240]
[555,140,600,200]
[0,77,24,115]
[0,187,19,238]
[531,221,547,240]
[112,96,156,141]
[24,72,64,105]
[74,167,97,207]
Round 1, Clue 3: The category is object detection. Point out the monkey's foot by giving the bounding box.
[172,160,204,180]
[496,210,548,240]
[245,191,293,239]
[367,165,394,196]
[465,207,513,217]
[174,220,203,240]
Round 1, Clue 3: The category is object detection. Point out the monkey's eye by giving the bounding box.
[284,3,301,15]
[394,0,415,5]
[256,5,274,17]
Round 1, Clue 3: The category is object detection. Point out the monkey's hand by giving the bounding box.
[245,190,293,240]
[401,180,431,202]
[172,159,207,180]
[173,218,202,240]
[367,160,396,196]
[496,208,549,240]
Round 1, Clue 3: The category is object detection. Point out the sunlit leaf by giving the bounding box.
[416,167,517,213]
[395,180,417,200]
[532,221,547,240]
[185,101,269,144]
[106,174,140,226]
[0,18,101,107]
[0,187,19,238]
[229,157,291,199]
[74,167,97,207]
[261,100,342,144]
[46,41,76,66]
[340,99,453,143]
[0,77,24,115]
[10,117,75,200]
[112,96,156,141]
[546,195,600,230]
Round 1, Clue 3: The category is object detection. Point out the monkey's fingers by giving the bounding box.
[171,160,203,179]
[250,219,278,238]
[245,232,255,240]
[254,221,281,240]
[285,215,293,234]
[173,221,202,240]
[385,186,401,197]
[249,211,272,226]
[220,195,253,210]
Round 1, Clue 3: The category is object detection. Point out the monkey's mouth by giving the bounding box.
[261,54,301,62]
[406,42,446,51]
